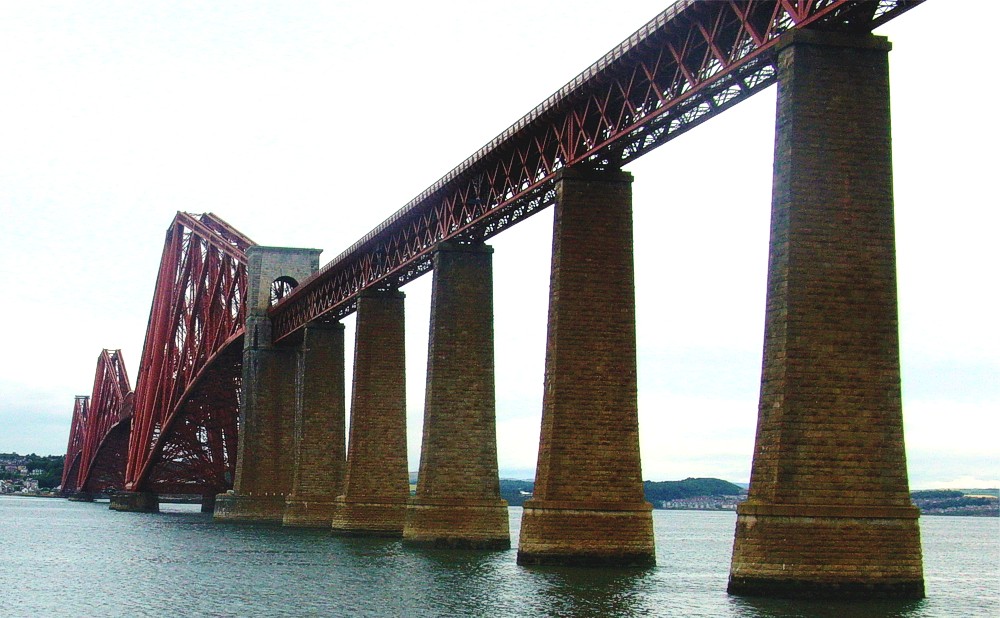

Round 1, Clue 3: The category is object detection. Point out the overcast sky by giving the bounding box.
[1,1,996,489]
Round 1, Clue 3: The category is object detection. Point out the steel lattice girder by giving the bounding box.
[60,395,89,494]
[125,212,253,494]
[74,350,133,493]
[268,0,924,342]
[81,420,132,494]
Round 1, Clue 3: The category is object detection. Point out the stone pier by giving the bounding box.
[330,289,410,536]
[728,31,924,599]
[517,167,654,567]
[283,321,347,527]
[200,493,216,513]
[404,242,510,549]
[110,491,159,513]
[215,246,322,524]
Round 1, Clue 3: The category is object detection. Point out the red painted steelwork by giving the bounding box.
[60,395,89,494]
[67,350,134,494]
[124,212,254,495]
[269,0,924,342]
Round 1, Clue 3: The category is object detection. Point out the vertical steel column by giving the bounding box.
[517,167,654,566]
[728,31,923,599]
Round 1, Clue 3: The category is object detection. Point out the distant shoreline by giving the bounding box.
[2,494,996,518]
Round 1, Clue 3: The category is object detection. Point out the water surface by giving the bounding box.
[1,497,996,617]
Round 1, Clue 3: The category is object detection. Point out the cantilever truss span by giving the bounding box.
[123,212,254,495]
[61,350,133,495]
[268,0,924,342]
[61,396,88,494]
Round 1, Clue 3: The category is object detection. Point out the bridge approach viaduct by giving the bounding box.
[69,0,928,600]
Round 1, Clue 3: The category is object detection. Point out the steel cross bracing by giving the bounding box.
[67,350,134,494]
[124,212,254,494]
[60,396,89,494]
[269,0,924,342]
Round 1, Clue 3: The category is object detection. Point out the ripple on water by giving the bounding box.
[0,497,996,618]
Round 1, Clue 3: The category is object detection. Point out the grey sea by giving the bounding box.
[1,496,996,617]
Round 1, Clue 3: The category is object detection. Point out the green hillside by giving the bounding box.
[500,477,744,507]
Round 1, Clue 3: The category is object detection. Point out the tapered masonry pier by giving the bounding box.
[330,289,410,536]
[517,167,654,567]
[215,246,322,523]
[404,242,510,549]
[283,320,346,528]
[728,31,924,599]
[109,491,158,513]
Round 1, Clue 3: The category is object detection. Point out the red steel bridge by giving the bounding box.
[63,213,252,499]
[64,0,923,500]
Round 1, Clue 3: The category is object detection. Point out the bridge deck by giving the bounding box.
[261,1,924,339]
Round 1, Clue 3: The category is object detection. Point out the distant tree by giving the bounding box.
[500,479,534,507]
[500,477,745,506]
[0,453,64,487]
[911,490,963,500]
[643,478,744,502]
[37,470,62,489]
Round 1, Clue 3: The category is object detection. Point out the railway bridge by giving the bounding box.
[63,0,928,598]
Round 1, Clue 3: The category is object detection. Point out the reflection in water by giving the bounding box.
[401,546,657,617]
[0,498,995,617]
[519,565,658,617]
[729,595,927,618]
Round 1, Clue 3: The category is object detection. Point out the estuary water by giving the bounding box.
[1,496,996,617]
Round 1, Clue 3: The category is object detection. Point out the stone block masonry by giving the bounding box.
[728,30,924,599]
[404,241,510,549]
[331,289,410,536]
[245,246,322,315]
[215,246,321,524]
[109,491,158,513]
[214,327,298,523]
[517,167,654,567]
[283,320,346,528]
